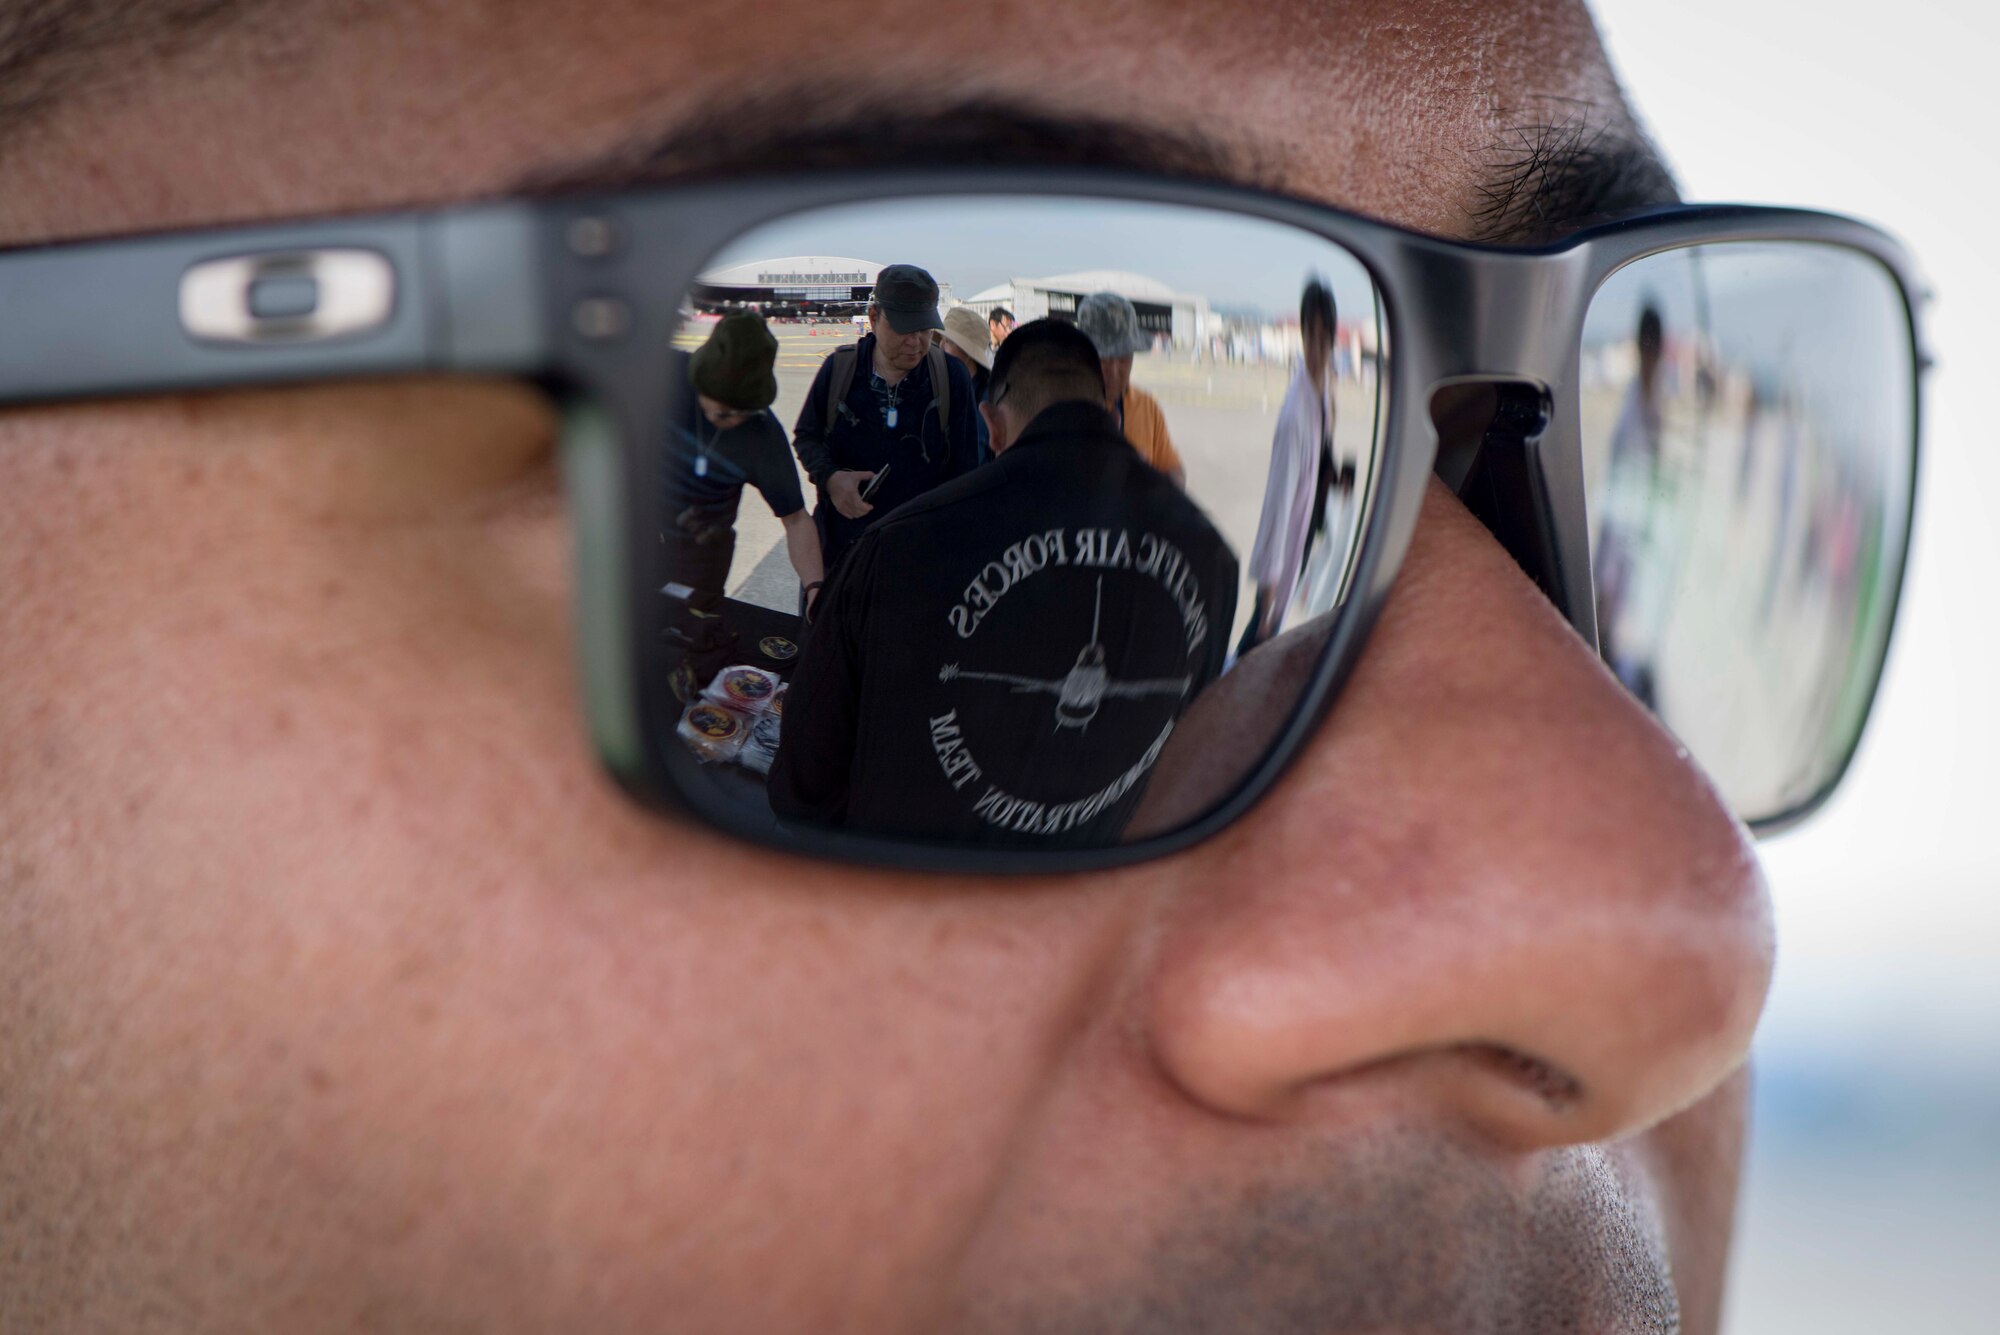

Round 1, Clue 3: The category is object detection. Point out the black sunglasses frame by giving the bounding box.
[0,169,1926,872]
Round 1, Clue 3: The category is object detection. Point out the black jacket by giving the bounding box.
[770,401,1238,846]
[790,335,982,571]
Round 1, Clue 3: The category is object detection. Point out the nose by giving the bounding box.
[1143,481,1773,1148]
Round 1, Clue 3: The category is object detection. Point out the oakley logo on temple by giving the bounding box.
[179,248,396,345]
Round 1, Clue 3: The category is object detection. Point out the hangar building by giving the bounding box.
[958,270,1210,348]
[690,256,956,319]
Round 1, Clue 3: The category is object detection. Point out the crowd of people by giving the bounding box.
[662,262,1359,845]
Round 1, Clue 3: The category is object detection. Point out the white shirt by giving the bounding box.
[1247,359,1335,619]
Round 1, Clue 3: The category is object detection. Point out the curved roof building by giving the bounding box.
[961,270,1209,347]
[691,256,955,314]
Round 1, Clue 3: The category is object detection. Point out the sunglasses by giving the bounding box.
[0,170,1925,872]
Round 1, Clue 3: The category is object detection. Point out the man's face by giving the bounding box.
[697,393,756,429]
[871,307,935,370]
[990,314,1016,344]
[0,3,1772,1332]
[1101,353,1135,405]
[942,339,981,377]
[1304,320,1334,380]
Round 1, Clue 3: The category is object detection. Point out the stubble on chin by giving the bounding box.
[955,1133,1682,1335]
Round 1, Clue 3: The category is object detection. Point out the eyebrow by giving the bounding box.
[516,95,1254,197]
[1467,104,1681,245]
[515,93,1677,246]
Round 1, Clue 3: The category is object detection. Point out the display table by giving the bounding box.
[716,597,808,678]
[675,597,808,811]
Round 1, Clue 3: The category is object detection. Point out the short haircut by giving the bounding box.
[987,318,1103,423]
[1300,278,1337,338]
[988,306,1014,325]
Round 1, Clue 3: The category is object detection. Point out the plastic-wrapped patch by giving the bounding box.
[678,700,751,763]
[738,685,786,776]
[703,664,782,714]
[739,722,779,776]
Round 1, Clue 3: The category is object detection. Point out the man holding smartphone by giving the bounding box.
[790,263,983,573]
[859,462,890,505]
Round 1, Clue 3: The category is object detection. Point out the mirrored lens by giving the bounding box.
[1580,242,1914,822]
[651,196,1387,849]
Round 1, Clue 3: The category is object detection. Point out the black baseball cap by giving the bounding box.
[871,263,944,334]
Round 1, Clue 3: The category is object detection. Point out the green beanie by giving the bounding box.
[688,311,779,411]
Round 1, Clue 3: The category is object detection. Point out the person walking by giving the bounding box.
[1242,279,1341,650]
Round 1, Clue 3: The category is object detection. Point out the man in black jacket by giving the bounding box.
[771,320,1237,844]
[789,263,983,574]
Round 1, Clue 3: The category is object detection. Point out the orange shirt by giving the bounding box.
[1119,383,1184,478]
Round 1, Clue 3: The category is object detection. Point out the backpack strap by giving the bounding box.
[824,341,954,461]
[823,343,860,431]
[925,343,952,443]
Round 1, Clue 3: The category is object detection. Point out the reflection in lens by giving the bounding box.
[1580,242,1913,822]
[652,197,1387,848]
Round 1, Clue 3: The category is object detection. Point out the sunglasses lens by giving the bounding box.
[648,195,1387,853]
[1580,241,1916,823]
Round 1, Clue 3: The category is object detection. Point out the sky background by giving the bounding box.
[705,196,1380,323]
[1587,1,2000,1328]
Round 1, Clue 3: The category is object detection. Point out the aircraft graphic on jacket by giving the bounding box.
[938,577,1191,730]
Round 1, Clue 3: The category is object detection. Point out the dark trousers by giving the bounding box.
[665,532,737,694]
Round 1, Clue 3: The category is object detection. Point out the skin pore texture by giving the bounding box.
[0,2,1773,1332]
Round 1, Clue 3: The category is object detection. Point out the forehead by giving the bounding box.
[0,0,1629,244]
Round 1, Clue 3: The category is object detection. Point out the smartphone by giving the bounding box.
[859,464,890,503]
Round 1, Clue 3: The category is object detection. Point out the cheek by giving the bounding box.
[1631,1070,1751,1335]
[3,452,1135,1323]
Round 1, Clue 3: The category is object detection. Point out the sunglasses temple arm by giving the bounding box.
[0,204,549,408]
